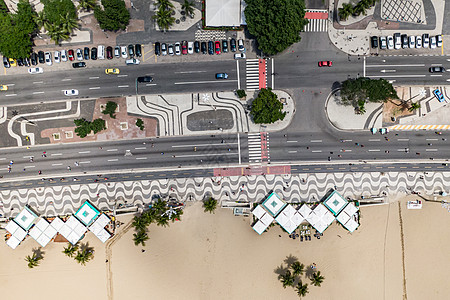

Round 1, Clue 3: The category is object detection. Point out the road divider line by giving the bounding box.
[89,76,99,79]
[175,71,207,74]
[145,83,157,86]
[33,81,43,84]
[365,64,425,67]
[368,149,380,152]
[107,149,118,152]
[5,94,17,97]
[287,140,298,143]
[136,157,147,160]
[24,165,35,168]
[117,74,128,77]
[61,78,71,81]
[311,150,322,153]
[397,139,409,141]
[108,159,118,162]
[51,153,62,156]
[32,91,44,94]
[176,153,237,158]
[369,139,380,141]
[310,140,322,143]
[426,138,438,141]
[135,147,146,150]
[118,85,129,88]
[78,151,90,154]
[237,133,241,165]
[79,161,91,164]
[172,143,238,148]
[52,163,62,166]
[426,149,438,151]
[288,150,297,153]
[174,80,238,85]
[89,87,101,90]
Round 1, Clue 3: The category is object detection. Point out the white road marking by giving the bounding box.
[426,138,438,141]
[107,149,118,152]
[51,153,62,156]
[145,84,157,86]
[32,91,44,94]
[369,139,380,141]
[5,94,17,97]
[344,149,352,152]
[79,161,91,164]
[78,151,90,154]
[237,133,241,165]
[61,78,71,81]
[89,76,99,79]
[430,74,443,77]
[52,163,62,166]
[176,153,237,158]
[287,140,298,143]
[174,71,207,74]
[89,87,101,90]
[136,157,147,160]
[368,75,426,78]
[118,85,129,88]
[288,150,297,153]
[363,56,366,77]
[117,74,128,77]
[33,81,43,84]
[311,140,322,143]
[134,147,146,150]
[397,138,409,141]
[22,156,33,158]
[0,158,6,160]
[426,149,438,152]
[311,150,322,153]
[172,143,238,148]
[368,149,380,152]
[108,159,118,162]
[174,80,238,85]
[236,60,240,90]
[366,64,425,67]
[24,165,35,168]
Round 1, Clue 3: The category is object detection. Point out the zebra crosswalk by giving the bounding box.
[246,59,262,90]
[247,132,270,164]
[303,18,328,32]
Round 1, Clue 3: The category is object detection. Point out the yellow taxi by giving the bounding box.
[0,85,8,91]
[105,68,120,75]
[8,58,17,67]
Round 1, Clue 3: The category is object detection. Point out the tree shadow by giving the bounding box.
[273,263,288,278]
[79,242,94,253]
[305,263,316,278]
[32,247,45,259]
[284,254,298,268]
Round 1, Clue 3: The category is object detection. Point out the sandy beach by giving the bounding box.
[1,195,450,299]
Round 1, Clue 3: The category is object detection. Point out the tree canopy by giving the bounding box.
[250,88,286,124]
[94,0,130,31]
[244,0,309,55]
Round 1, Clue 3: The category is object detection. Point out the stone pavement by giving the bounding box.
[1,171,449,218]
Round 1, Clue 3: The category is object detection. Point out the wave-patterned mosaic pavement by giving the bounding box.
[0,171,447,218]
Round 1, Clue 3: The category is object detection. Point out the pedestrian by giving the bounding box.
[75,161,79,166]
[161,152,164,155]
[38,170,42,175]
[67,166,71,171]
[9,160,13,165]
[141,249,145,253]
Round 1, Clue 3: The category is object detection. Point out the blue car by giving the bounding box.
[215,73,228,79]
[433,89,445,102]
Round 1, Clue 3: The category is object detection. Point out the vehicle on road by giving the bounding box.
[0,84,8,91]
[44,52,52,65]
[28,67,43,74]
[408,35,415,48]
[105,68,120,75]
[121,46,127,58]
[181,40,188,55]
[230,38,236,52]
[38,51,45,64]
[371,36,378,48]
[60,50,67,62]
[234,53,246,59]
[201,41,207,54]
[222,40,228,53]
[64,89,79,96]
[137,76,153,83]
[437,35,443,47]
[387,36,394,50]
[135,44,142,57]
[215,41,221,54]
[380,128,389,134]
[54,51,60,63]
[318,61,332,67]
[393,33,401,49]
[401,34,408,49]
[72,62,86,68]
[423,33,430,48]
[238,39,245,51]
[128,44,134,57]
[161,43,167,56]
[215,73,228,79]
[430,36,437,49]
[371,128,377,134]
[114,46,120,58]
[416,36,422,48]
[433,89,445,102]
[125,58,140,65]
[106,46,113,59]
[91,47,97,60]
[208,41,214,55]
[155,42,161,56]
[175,42,181,55]
[76,48,83,61]
[168,44,174,56]
[68,49,75,61]
[188,41,194,54]
[429,66,445,73]
[194,41,200,53]
[30,53,38,65]
[84,47,90,60]
[3,57,10,68]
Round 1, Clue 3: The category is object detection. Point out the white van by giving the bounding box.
[98,45,105,60]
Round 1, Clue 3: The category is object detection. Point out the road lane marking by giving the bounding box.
[236,60,240,90]
[237,133,241,165]
[311,140,322,142]
[368,75,426,78]
[89,87,101,90]
[363,56,366,77]
[412,166,419,168]
[135,147,146,150]
[426,149,438,151]
[118,85,129,88]
[24,165,35,168]
[32,91,44,94]
[5,94,17,97]
[79,161,91,164]
[61,78,71,81]
[117,74,128,77]
[89,76,99,79]
[366,64,425,67]
[287,140,298,143]
[398,138,409,141]
[339,167,346,170]
[33,81,43,84]
[108,159,118,162]
[311,150,322,153]
[368,149,380,152]
[176,153,237,158]
[430,75,443,77]
[369,139,380,142]
[52,163,62,166]
[174,80,238,85]
[107,149,118,152]
[174,71,207,74]
[78,151,90,154]
[288,150,297,153]
[51,153,62,156]
[145,83,157,86]
[426,138,438,141]
[136,157,147,160]
[172,143,238,148]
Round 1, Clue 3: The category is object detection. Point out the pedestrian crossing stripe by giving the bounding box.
[303,19,328,32]
[389,124,450,130]
[246,59,262,90]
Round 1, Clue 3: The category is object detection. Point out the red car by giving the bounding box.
[181,41,188,55]
[68,49,75,61]
[318,61,332,67]
[215,41,221,54]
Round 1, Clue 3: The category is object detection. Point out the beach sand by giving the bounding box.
[1,196,450,299]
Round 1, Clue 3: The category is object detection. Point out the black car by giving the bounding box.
[72,62,86,68]
[194,41,200,53]
[222,40,228,53]
[201,42,207,54]
[208,41,214,55]
[91,47,97,60]
[17,58,24,66]
[429,66,445,73]
[38,51,45,64]
[3,57,10,68]
[135,44,142,57]
[30,53,38,65]
[230,38,236,52]
[84,47,90,60]
[137,76,153,83]
[154,42,160,56]
[106,46,113,59]
[371,36,378,48]
[128,44,134,57]
[401,34,408,49]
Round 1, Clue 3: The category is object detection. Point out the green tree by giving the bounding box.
[74,118,91,138]
[90,118,106,134]
[136,118,145,130]
[14,0,37,33]
[279,270,294,288]
[94,0,130,31]
[41,0,78,43]
[102,101,118,118]
[45,23,70,45]
[155,0,174,10]
[203,197,217,214]
[78,0,97,12]
[408,102,421,112]
[244,0,309,55]
[310,271,325,287]
[153,7,175,31]
[133,230,149,246]
[338,3,353,21]
[291,261,305,276]
[74,248,94,265]
[25,253,43,268]
[181,0,195,18]
[169,208,183,222]
[60,11,79,33]
[295,281,309,297]
[62,243,79,257]
[34,11,48,29]
[156,214,170,227]
[236,89,247,98]
[132,215,147,232]
[250,88,286,124]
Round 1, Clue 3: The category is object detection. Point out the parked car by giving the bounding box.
[64,89,79,96]
[155,42,161,56]
[437,35,443,47]
[423,34,430,48]
[98,45,105,59]
[137,76,153,83]
[114,46,120,58]
[181,40,188,55]
[168,44,174,56]
[230,38,237,52]
[208,41,214,55]
[161,43,167,56]
[68,49,75,61]
[215,41,221,54]
[128,44,134,57]
[38,51,45,64]
[9,58,17,67]
[433,89,445,102]
[106,46,113,59]
[44,52,52,65]
[91,47,98,60]
[379,36,387,50]
[371,36,378,48]
[393,33,401,49]
[234,53,246,59]
[30,53,38,65]
[28,67,43,74]
[120,46,127,58]
[429,66,445,73]
[0,84,8,91]
[17,58,24,66]
[194,41,200,53]
[408,35,415,48]
[215,73,228,79]
[54,51,60,63]
[201,42,207,54]
[430,36,437,49]
[84,47,90,60]
[125,58,140,65]
[401,34,408,49]
[387,36,394,50]
[76,48,83,61]
[24,57,30,67]
[3,56,10,68]
[416,36,422,48]
[222,40,228,53]
[105,68,120,75]
[238,39,245,51]
[188,41,194,54]
[60,50,67,62]
[318,61,332,67]
[72,62,86,68]
[135,44,142,57]
[174,42,181,55]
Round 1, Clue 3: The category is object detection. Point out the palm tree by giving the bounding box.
[291,261,305,277]
[153,7,175,31]
[60,12,79,34]
[352,3,367,16]
[338,3,353,21]
[181,0,195,18]
[170,208,183,222]
[132,215,147,231]
[62,243,79,258]
[133,230,149,246]
[279,270,295,288]
[155,0,174,11]
[203,197,218,214]
[25,253,42,269]
[295,281,309,298]
[74,248,94,266]
[153,199,167,213]
[408,102,421,112]
[78,0,97,12]
[46,24,70,45]
[156,214,170,227]
[310,271,325,287]
[34,10,48,30]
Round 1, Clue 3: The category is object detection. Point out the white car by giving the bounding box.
[174,42,181,55]
[415,36,422,48]
[188,41,194,54]
[430,36,437,49]
[168,44,174,56]
[423,34,430,48]
[436,35,443,47]
[161,43,167,56]
[408,36,415,48]
[76,48,83,61]
[61,50,68,62]
[44,52,52,66]
[28,67,43,74]
[121,46,127,58]
[238,39,245,51]
[64,89,79,96]
[234,53,246,59]
[54,50,60,63]
[125,58,140,65]
[387,36,394,50]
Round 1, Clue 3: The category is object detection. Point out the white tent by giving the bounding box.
[260,213,274,225]
[275,211,289,227]
[50,217,64,231]
[95,229,111,243]
[59,216,87,245]
[5,220,27,249]
[313,203,328,218]
[312,219,328,233]
[298,204,312,218]
[343,218,359,232]
[89,214,112,243]
[336,210,351,225]
[6,235,21,249]
[283,220,297,234]
[306,211,320,225]
[252,205,266,219]
[14,207,37,230]
[291,212,304,227]
[252,220,269,235]
[342,202,358,216]
[322,210,335,227]
[205,0,241,27]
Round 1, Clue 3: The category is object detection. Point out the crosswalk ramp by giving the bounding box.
[247,132,270,164]
[246,59,262,90]
[303,9,328,32]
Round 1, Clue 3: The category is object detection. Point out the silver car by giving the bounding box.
[379,36,387,50]
[161,43,167,56]
[44,52,52,66]
[430,36,437,49]
[174,42,181,55]
[387,36,394,50]
[168,44,174,56]
[54,50,60,63]
[61,49,68,62]
[415,36,422,48]
[76,48,83,61]
[437,35,443,47]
